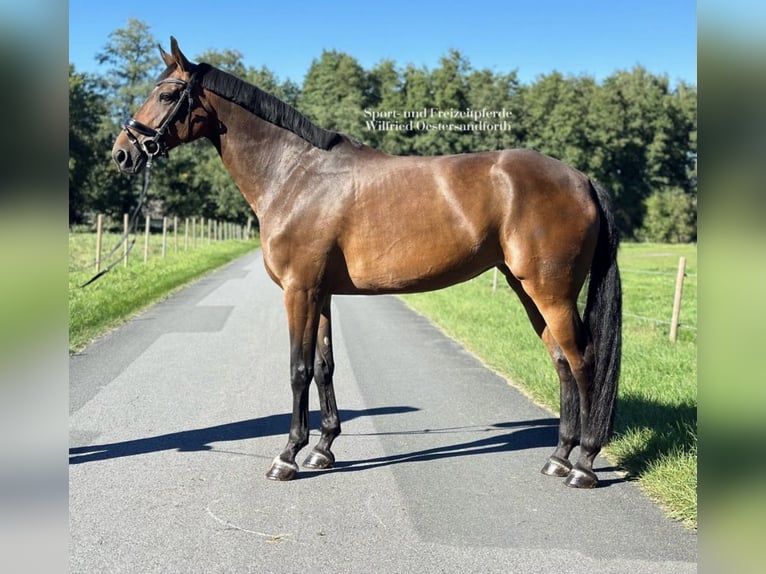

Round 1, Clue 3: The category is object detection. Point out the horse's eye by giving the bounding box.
[159,92,177,103]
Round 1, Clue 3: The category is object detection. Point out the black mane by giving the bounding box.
[195,63,343,150]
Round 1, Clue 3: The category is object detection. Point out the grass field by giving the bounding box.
[69,231,259,353]
[401,243,697,528]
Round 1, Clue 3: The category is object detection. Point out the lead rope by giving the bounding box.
[79,159,153,288]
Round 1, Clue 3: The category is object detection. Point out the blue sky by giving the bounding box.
[69,0,696,86]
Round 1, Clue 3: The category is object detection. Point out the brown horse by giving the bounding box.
[112,38,621,488]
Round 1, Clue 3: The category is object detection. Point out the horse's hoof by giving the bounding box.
[541,456,572,477]
[265,458,298,481]
[564,467,598,489]
[303,449,335,469]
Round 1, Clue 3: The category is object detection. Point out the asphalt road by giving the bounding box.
[69,250,697,574]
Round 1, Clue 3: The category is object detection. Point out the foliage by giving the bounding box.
[69,18,697,238]
[69,65,107,223]
[299,50,369,139]
[638,188,697,243]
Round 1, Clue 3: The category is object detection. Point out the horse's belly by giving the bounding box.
[337,239,499,294]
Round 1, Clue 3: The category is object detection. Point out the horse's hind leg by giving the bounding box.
[502,268,580,478]
[304,297,341,469]
[532,298,599,488]
[539,332,580,478]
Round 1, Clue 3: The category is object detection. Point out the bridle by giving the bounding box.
[121,74,197,165]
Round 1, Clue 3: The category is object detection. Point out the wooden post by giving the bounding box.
[161,216,168,258]
[246,217,252,240]
[207,218,212,245]
[199,216,205,247]
[669,256,687,343]
[192,217,197,248]
[173,216,178,254]
[94,214,103,272]
[492,267,498,292]
[123,213,129,267]
[144,215,150,263]
[184,217,189,251]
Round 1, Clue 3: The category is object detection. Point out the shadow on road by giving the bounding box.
[69,406,418,464]
[304,417,561,477]
[70,412,622,487]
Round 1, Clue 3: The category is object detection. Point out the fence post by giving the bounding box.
[246,217,252,240]
[144,215,150,263]
[184,217,189,251]
[200,216,205,247]
[192,217,197,248]
[123,213,129,267]
[162,216,168,258]
[95,214,103,272]
[492,267,498,292]
[173,216,178,254]
[669,256,687,343]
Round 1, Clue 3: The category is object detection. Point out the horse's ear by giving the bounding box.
[169,36,193,72]
[159,44,174,67]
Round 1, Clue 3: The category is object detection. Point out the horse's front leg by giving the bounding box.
[266,287,320,481]
[304,297,341,470]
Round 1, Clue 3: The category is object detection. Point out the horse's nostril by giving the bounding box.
[114,149,127,165]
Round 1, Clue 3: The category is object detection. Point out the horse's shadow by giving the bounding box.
[312,418,560,475]
[69,410,627,486]
[69,407,417,464]
[70,408,554,465]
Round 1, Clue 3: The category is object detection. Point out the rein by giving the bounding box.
[80,74,198,288]
[78,164,153,288]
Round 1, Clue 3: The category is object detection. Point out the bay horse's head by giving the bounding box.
[112,37,211,174]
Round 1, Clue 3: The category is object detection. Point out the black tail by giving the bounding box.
[583,180,622,446]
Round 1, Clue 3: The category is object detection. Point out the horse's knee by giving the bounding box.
[291,359,312,389]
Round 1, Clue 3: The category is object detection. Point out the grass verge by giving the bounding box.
[69,234,259,353]
[401,243,697,528]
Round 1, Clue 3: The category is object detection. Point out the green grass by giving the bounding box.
[69,231,259,353]
[401,242,697,528]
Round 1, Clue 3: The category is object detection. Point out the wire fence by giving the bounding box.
[621,259,697,339]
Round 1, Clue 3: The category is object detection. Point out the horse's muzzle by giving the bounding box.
[112,144,146,175]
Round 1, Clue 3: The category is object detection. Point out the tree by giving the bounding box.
[466,68,522,151]
[638,188,696,243]
[197,48,247,78]
[587,67,696,236]
[96,18,162,122]
[77,19,164,224]
[401,64,433,155]
[365,59,408,153]
[518,72,598,170]
[417,50,473,155]
[69,65,107,224]
[299,50,368,140]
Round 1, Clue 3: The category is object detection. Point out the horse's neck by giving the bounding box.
[208,95,317,218]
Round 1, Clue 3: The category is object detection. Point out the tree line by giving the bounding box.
[70,18,697,241]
